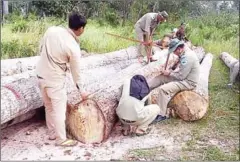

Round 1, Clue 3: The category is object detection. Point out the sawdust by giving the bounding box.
[1,117,187,161]
[1,117,235,161]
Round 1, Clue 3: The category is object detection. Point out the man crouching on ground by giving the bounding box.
[36,11,87,147]
[149,38,200,122]
[116,75,160,136]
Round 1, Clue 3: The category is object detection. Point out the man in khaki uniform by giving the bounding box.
[134,11,168,57]
[36,12,87,147]
[148,38,200,120]
[116,76,160,136]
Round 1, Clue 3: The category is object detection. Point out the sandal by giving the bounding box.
[48,134,56,140]
[135,127,152,136]
[55,139,78,147]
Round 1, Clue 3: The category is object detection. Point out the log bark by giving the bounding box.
[151,53,213,121]
[220,52,239,84]
[219,52,238,68]
[1,110,36,129]
[1,77,43,125]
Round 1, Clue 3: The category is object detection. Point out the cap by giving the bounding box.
[168,38,184,54]
[158,11,168,19]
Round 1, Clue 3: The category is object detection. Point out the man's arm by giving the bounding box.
[169,56,192,80]
[121,78,131,98]
[66,40,88,99]
[144,16,152,40]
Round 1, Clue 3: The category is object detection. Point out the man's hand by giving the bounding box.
[162,69,171,76]
[142,40,153,46]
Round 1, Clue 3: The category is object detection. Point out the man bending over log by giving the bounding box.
[116,75,160,136]
[148,38,200,122]
[134,11,168,57]
[36,11,87,147]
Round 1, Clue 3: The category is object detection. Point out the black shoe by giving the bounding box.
[151,115,168,124]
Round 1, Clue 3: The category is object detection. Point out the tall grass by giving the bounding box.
[1,12,238,59]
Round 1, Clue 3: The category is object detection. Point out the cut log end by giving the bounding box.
[169,91,208,121]
[66,99,105,144]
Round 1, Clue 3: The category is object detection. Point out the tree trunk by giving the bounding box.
[151,53,213,121]
[1,77,43,125]
[1,109,36,129]
[220,52,238,68]
[1,44,203,78]
[1,46,140,76]
[1,56,39,76]
[1,59,139,86]
[220,52,239,84]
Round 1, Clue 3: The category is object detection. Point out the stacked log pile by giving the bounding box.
[1,44,213,144]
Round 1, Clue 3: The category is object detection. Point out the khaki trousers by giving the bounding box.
[135,25,150,57]
[148,75,195,116]
[120,104,160,133]
[38,78,67,141]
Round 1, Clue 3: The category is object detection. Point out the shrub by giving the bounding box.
[1,40,37,59]
[11,20,29,32]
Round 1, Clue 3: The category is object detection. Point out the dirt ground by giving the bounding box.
[1,116,238,161]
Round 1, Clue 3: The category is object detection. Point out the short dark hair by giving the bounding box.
[68,12,87,30]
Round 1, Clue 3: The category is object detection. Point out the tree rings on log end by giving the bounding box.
[169,91,208,121]
[66,99,105,144]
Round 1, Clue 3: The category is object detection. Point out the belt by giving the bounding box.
[121,119,136,123]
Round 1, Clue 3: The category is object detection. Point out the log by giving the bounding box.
[1,110,36,129]
[0,47,140,128]
[220,52,239,84]
[65,53,179,144]
[0,59,139,128]
[1,77,43,125]
[1,59,139,86]
[1,56,39,76]
[1,46,140,76]
[151,53,213,121]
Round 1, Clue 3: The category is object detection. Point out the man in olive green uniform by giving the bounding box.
[148,38,200,118]
[134,11,169,57]
[36,12,87,147]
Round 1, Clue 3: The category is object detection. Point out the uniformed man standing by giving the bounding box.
[36,12,87,147]
[148,38,200,120]
[134,11,168,57]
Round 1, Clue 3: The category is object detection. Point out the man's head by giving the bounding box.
[68,11,87,36]
[168,38,185,56]
[157,11,168,23]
